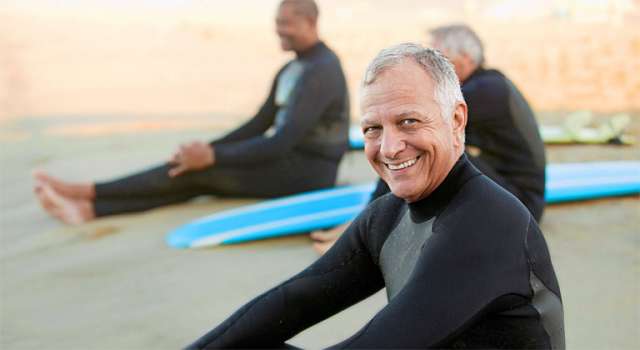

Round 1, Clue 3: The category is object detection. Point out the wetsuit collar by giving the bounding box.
[408,154,480,222]
[296,40,325,59]
[462,66,486,86]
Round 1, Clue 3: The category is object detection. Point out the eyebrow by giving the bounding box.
[360,118,375,127]
[361,110,424,126]
[396,111,424,119]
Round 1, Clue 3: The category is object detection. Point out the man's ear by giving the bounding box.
[304,15,317,30]
[452,102,467,146]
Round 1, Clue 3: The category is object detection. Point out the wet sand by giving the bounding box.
[1,113,639,349]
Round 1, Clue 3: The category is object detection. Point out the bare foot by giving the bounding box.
[33,170,95,199]
[36,183,95,225]
[310,223,348,255]
[312,240,336,255]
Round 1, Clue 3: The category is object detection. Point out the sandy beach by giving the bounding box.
[1,1,640,349]
[1,112,638,349]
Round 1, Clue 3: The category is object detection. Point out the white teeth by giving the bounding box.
[387,158,417,170]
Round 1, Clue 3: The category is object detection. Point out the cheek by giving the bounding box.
[288,22,304,36]
[364,144,377,165]
[277,23,292,35]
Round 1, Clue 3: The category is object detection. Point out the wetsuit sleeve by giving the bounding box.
[327,216,530,348]
[209,74,279,146]
[186,215,385,349]
[212,63,340,166]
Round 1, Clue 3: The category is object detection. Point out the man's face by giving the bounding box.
[360,59,467,202]
[275,3,313,51]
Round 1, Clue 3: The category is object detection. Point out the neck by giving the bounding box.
[408,154,476,221]
[297,37,319,52]
[460,64,480,83]
[295,38,321,57]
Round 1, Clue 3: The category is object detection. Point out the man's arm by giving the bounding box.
[311,179,389,255]
[186,216,384,349]
[212,63,342,166]
[168,68,282,177]
[327,217,529,348]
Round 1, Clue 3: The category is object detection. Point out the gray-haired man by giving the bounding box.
[186,43,564,349]
[430,24,547,221]
[312,24,547,256]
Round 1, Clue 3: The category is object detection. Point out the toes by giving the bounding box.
[37,185,88,225]
[312,241,334,255]
[310,229,341,242]
[35,185,57,211]
[32,170,50,183]
[309,231,327,241]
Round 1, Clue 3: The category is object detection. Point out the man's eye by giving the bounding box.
[401,119,418,126]
[363,126,379,134]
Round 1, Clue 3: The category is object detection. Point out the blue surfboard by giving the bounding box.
[350,125,365,149]
[167,161,640,248]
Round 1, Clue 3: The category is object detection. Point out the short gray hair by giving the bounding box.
[363,42,464,121]
[429,24,484,66]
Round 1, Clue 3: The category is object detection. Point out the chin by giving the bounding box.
[388,183,420,202]
[279,40,292,51]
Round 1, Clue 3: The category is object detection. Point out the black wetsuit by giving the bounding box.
[463,67,546,221]
[93,41,349,217]
[187,155,565,349]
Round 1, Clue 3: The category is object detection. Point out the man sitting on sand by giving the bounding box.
[34,0,350,225]
[312,24,546,254]
[431,24,547,220]
[186,44,565,349]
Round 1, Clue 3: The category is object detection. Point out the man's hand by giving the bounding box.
[168,141,215,178]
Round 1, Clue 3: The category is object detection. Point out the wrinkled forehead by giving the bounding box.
[360,66,438,121]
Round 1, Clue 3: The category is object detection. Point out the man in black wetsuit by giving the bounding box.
[312,24,546,255]
[187,44,564,349]
[430,24,547,221]
[33,0,350,225]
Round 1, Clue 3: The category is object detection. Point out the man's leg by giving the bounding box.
[93,153,339,217]
[191,153,339,198]
[34,163,213,221]
[93,189,206,217]
[95,163,201,198]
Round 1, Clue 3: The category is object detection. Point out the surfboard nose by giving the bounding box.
[166,230,191,249]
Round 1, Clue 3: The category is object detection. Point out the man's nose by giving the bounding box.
[380,129,406,159]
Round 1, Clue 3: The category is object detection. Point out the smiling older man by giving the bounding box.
[186,43,564,349]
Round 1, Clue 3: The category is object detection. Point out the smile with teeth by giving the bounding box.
[386,156,420,170]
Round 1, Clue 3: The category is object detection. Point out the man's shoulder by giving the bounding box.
[307,55,341,75]
[365,191,405,219]
[361,192,406,232]
[439,174,532,234]
[302,44,343,73]
[465,68,509,93]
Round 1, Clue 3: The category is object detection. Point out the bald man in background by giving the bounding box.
[34,0,350,225]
